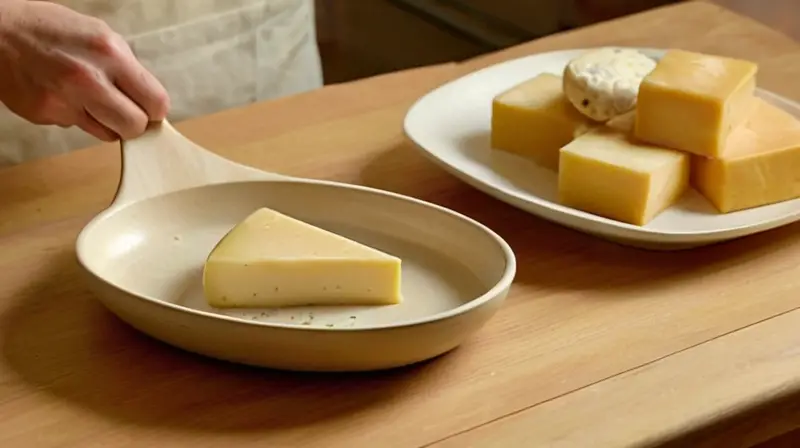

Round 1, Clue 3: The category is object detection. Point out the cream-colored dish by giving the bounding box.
[75,121,515,372]
[404,48,800,250]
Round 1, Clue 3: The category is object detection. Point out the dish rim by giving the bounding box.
[75,178,518,332]
[403,46,800,241]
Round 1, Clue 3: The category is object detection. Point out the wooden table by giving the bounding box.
[2,2,800,447]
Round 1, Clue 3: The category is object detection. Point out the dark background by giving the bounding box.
[314,0,800,84]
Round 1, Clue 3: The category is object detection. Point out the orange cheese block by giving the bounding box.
[635,49,757,157]
[559,120,690,226]
[491,73,595,171]
[692,98,800,213]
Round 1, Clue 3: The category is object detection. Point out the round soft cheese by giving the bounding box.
[563,48,657,122]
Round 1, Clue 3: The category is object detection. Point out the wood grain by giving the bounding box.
[2,1,800,447]
[432,306,800,447]
[712,0,800,42]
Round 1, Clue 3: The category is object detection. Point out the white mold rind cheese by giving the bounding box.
[563,48,656,122]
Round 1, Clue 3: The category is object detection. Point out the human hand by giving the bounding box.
[0,0,170,141]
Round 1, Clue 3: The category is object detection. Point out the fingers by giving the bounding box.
[106,38,170,122]
[89,39,170,136]
[75,108,118,142]
[113,57,170,122]
[5,6,170,141]
[83,76,149,140]
[30,92,73,127]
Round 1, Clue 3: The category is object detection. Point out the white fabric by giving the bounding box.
[0,0,323,165]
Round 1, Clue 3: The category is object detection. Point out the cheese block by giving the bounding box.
[563,47,656,122]
[491,73,595,171]
[558,125,690,226]
[203,208,402,308]
[692,98,800,213]
[635,49,757,157]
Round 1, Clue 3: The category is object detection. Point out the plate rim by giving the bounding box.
[403,46,800,243]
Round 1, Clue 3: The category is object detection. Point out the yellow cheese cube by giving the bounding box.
[558,125,690,226]
[692,98,800,213]
[491,73,595,170]
[635,49,757,157]
[203,208,402,308]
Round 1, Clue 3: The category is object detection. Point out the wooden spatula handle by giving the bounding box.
[111,120,287,207]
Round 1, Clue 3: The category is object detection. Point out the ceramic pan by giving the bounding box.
[75,121,516,372]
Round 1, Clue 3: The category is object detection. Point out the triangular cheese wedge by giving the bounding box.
[203,208,402,308]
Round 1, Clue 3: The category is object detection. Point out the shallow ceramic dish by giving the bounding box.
[404,47,800,250]
[75,121,516,372]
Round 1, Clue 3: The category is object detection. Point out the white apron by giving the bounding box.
[0,0,323,165]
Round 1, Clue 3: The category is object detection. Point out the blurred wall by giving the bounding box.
[315,0,680,84]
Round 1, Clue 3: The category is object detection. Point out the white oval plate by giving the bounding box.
[404,48,800,250]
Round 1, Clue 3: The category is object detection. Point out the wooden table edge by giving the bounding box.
[423,8,800,444]
[431,8,800,444]
[430,304,800,447]
[1,2,798,445]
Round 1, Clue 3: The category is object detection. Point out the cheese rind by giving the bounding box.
[563,47,656,122]
[203,208,402,308]
[635,49,757,157]
[491,73,595,170]
[558,125,690,226]
[692,98,800,213]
